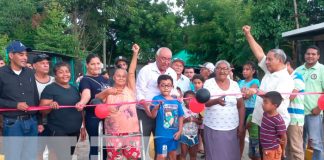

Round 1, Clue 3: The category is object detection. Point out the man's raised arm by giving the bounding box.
[242,25,266,62]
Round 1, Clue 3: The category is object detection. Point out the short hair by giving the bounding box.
[215,60,231,70]
[263,91,283,107]
[285,55,295,69]
[183,90,195,98]
[114,68,127,76]
[101,70,109,75]
[192,74,205,83]
[86,53,100,64]
[184,67,194,70]
[306,45,320,55]
[269,49,286,63]
[53,62,70,75]
[157,74,173,85]
[156,47,171,56]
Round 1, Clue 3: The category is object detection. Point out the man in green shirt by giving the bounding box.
[295,45,324,160]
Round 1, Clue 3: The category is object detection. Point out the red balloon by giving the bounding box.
[318,95,324,110]
[189,98,205,113]
[95,104,110,119]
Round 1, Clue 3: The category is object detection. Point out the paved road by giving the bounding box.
[71,134,251,160]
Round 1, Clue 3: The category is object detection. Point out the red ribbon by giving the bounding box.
[0,92,322,112]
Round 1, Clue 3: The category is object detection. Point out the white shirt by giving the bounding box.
[177,74,191,93]
[203,78,242,131]
[252,56,294,127]
[136,62,178,102]
[36,76,55,97]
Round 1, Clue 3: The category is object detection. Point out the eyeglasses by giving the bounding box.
[159,57,172,63]
[159,84,173,88]
[216,67,229,71]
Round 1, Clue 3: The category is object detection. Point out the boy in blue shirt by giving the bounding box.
[144,74,184,159]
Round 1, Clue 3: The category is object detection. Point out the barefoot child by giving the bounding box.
[145,75,184,160]
[180,90,201,160]
[260,91,287,160]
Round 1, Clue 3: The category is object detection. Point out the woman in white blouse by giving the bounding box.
[203,60,245,160]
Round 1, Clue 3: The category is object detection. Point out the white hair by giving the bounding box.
[156,47,172,56]
[215,60,231,70]
[269,49,286,63]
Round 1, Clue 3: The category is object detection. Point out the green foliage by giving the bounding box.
[0,34,9,61]
[111,0,184,63]
[183,0,253,65]
[34,1,77,55]
[0,0,36,47]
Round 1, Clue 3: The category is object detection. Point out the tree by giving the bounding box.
[182,0,253,65]
[0,0,36,47]
[34,1,77,55]
[108,0,184,64]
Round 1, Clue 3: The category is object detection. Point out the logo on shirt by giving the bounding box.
[311,74,317,80]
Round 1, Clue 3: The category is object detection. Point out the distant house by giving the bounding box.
[282,22,324,65]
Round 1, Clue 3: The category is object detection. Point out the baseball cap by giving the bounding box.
[6,40,32,53]
[33,54,50,64]
[172,58,185,66]
[199,62,215,72]
[114,56,128,66]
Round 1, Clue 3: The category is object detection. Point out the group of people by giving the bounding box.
[0,24,323,160]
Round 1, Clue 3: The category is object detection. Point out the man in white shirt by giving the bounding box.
[136,47,178,156]
[32,54,55,159]
[171,58,191,93]
[242,25,294,129]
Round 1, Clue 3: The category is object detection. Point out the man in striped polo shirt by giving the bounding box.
[286,57,305,160]
[260,91,287,160]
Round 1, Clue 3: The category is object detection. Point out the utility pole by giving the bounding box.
[103,32,107,70]
[293,0,300,66]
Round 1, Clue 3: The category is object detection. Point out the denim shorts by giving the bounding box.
[179,134,198,147]
[248,138,261,158]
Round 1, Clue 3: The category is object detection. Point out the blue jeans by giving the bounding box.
[2,116,38,160]
[303,115,324,160]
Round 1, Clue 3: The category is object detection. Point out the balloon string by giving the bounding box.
[0,92,322,112]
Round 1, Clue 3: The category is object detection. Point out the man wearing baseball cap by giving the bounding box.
[199,62,215,80]
[114,56,128,70]
[171,58,191,93]
[0,40,40,160]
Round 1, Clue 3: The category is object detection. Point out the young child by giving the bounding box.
[246,114,261,160]
[191,74,206,157]
[192,74,205,92]
[145,75,184,160]
[260,91,287,160]
[238,61,260,120]
[238,61,260,156]
[179,91,201,160]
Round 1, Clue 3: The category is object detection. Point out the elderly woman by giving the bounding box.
[99,44,141,159]
[40,62,83,160]
[203,60,245,160]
